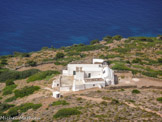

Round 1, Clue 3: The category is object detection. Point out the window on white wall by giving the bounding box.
[73,71,76,75]
[103,70,105,74]
[88,73,91,78]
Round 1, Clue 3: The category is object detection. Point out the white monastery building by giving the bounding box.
[52,59,115,91]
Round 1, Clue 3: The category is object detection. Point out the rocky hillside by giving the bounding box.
[0,35,162,121]
[1,35,162,78]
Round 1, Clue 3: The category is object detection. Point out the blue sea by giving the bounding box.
[0,0,162,55]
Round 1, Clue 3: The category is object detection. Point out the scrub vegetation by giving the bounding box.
[0,35,161,121]
[27,70,60,82]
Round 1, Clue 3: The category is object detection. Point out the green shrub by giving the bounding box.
[100,101,107,106]
[90,39,99,45]
[128,100,135,103]
[156,97,162,103]
[53,108,81,118]
[7,107,19,117]
[111,99,119,104]
[158,58,162,64]
[128,37,153,42]
[112,47,131,53]
[103,35,112,41]
[136,52,144,56]
[155,50,162,54]
[0,69,40,83]
[19,103,42,112]
[107,54,120,58]
[102,96,111,100]
[21,53,30,57]
[54,61,68,66]
[112,35,122,40]
[157,35,162,40]
[27,70,60,82]
[141,71,157,78]
[76,97,82,101]
[14,86,40,98]
[0,103,15,113]
[0,59,8,65]
[55,52,65,59]
[26,60,37,66]
[13,52,30,57]
[67,51,81,56]
[6,79,15,86]
[0,68,9,74]
[121,88,125,91]
[41,47,49,50]
[51,100,69,106]
[126,60,131,64]
[5,96,17,102]
[64,44,104,52]
[132,58,142,64]
[112,63,130,70]
[132,89,140,94]
[7,103,41,117]
[19,69,40,79]
[3,84,17,95]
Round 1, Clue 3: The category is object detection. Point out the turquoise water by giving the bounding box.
[0,0,162,55]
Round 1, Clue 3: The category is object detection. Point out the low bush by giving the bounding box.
[66,51,81,56]
[100,101,107,106]
[5,79,15,86]
[0,59,8,65]
[26,60,37,66]
[54,61,68,66]
[7,107,19,117]
[5,96,17,102]
[156,97,162,103]
[132,89,140,94]
[51,100,69,106]
[90,39,99,45]
[103,35,112,41]
[132,58,142,64]
[0,69,40,83]
[158,58,162,64]
[111,99,119,104]
[102,96,111,100]
[55,52,65,59]
[3,84,17,95]
[14,86,40,98]
[0,103,15,113]
[27,70,60,82]
[41,47,49,50]
[76,97,82,101]
[112,35,122,40]
[18,103,42,112]
[0,68,9,74]
[141,71,157,78]
[13,52,30,57]
[155,50,162,55]
[112,47,131,53]
[53,108,81,118]
[7,103,41,117]
[128,100,135,103]
[64,44,104,52]
[128,37,153,42]
[112,63,130,70]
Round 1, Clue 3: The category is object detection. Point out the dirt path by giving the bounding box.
[124,102,162,118]
[43,87,55,92]
[75,94,162,118]
[76,95,104,103]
